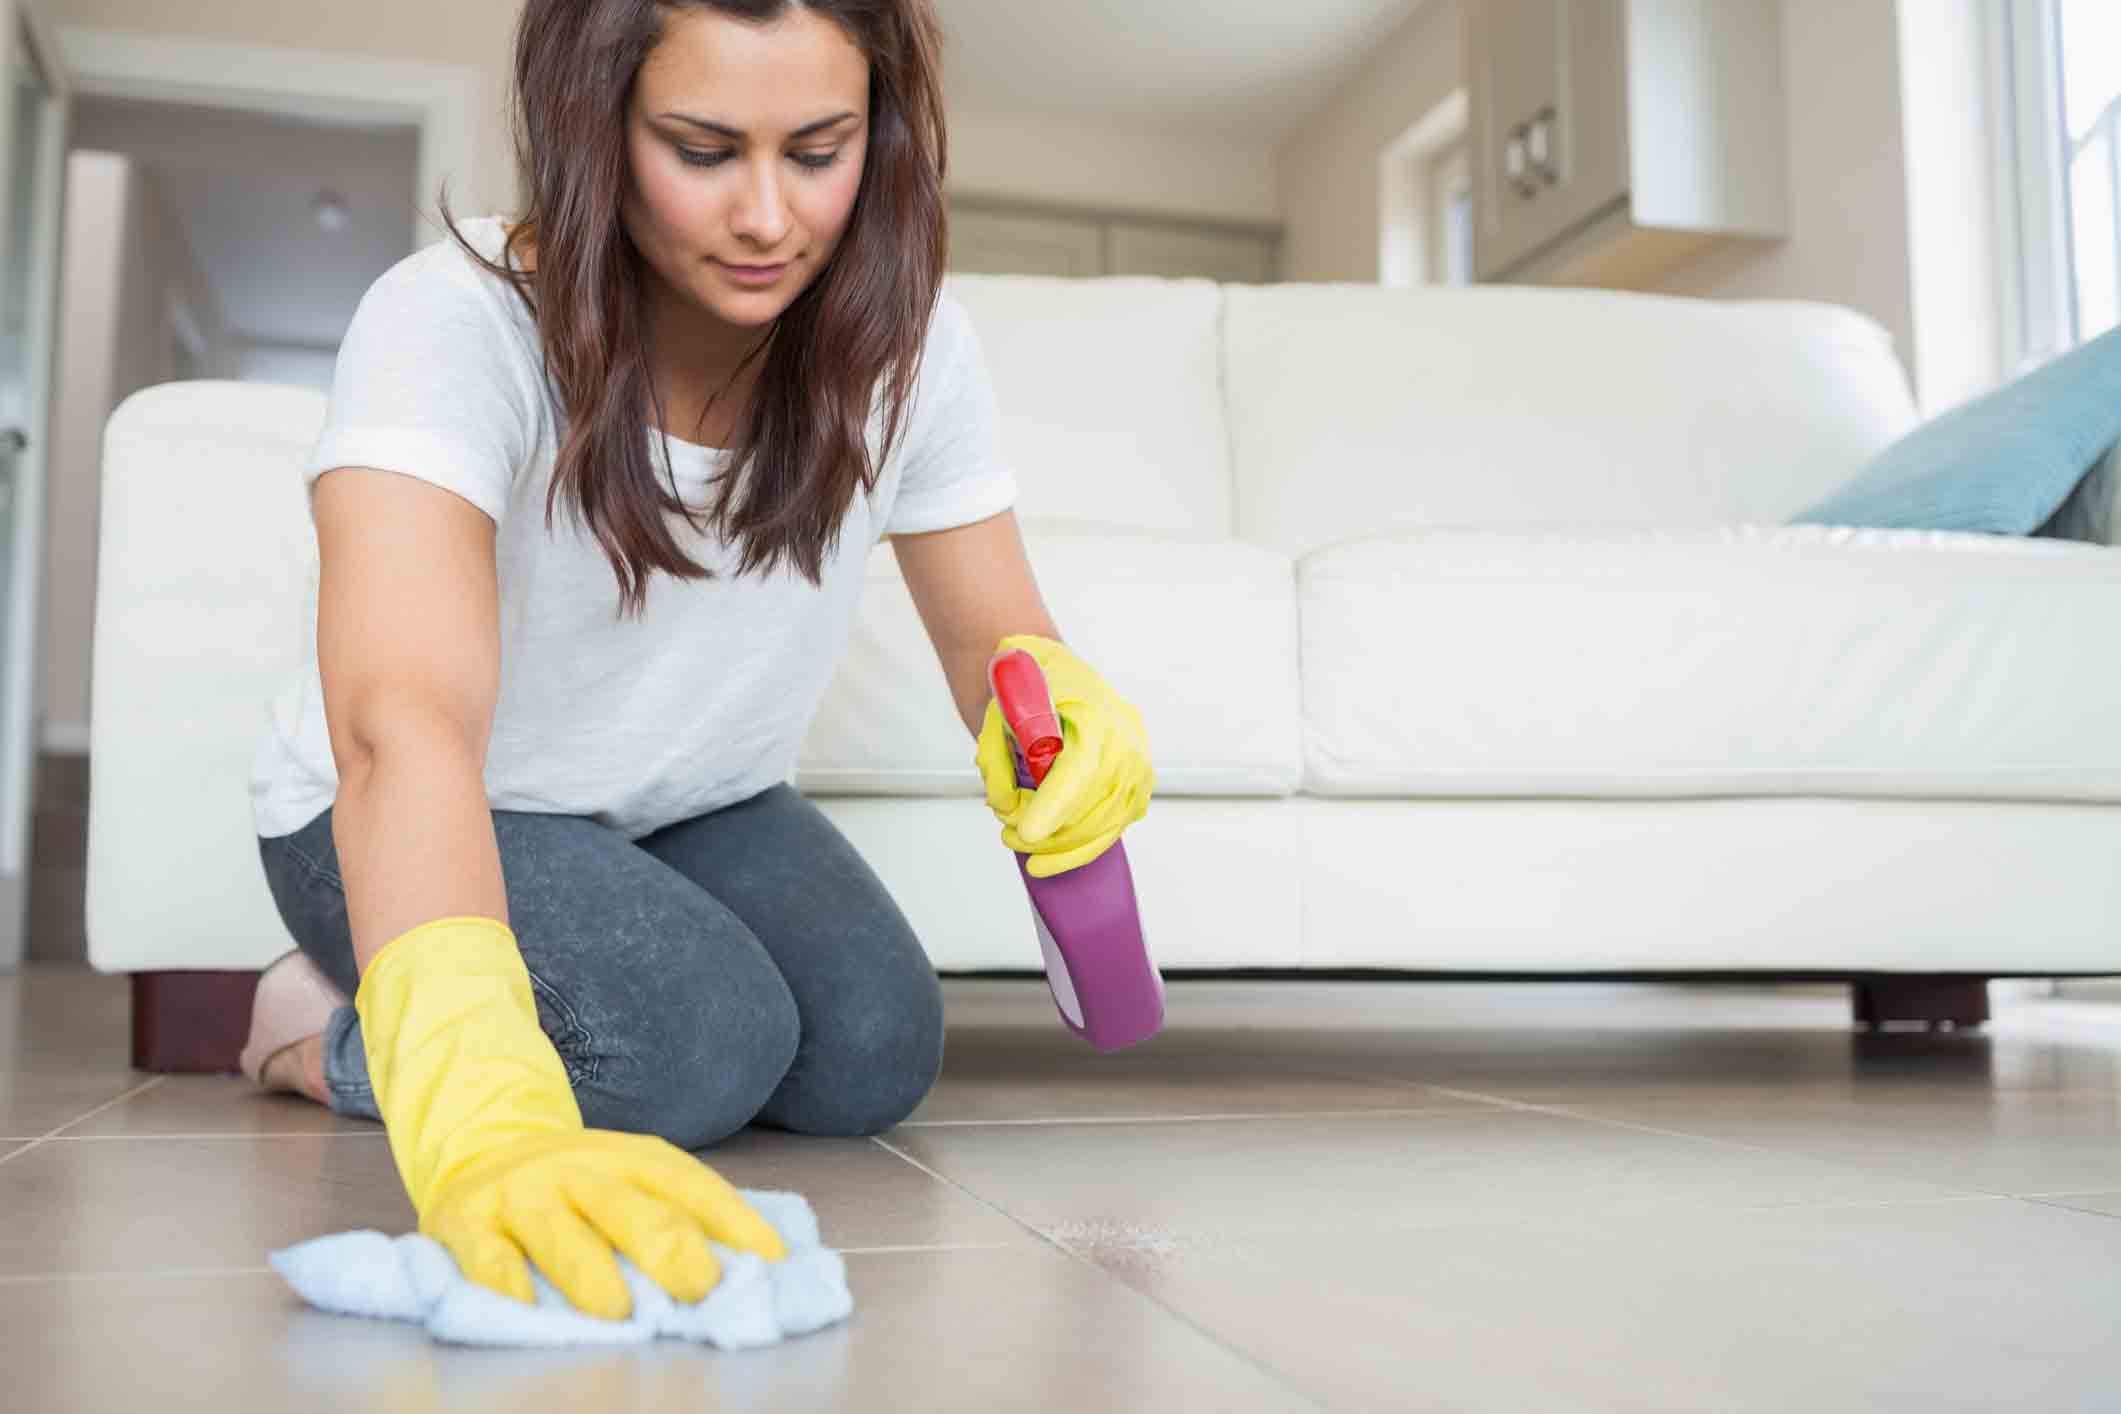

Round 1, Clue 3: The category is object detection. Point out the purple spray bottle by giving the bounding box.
[988,647,1165,1051]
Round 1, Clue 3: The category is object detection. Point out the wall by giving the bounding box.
[1893,0,2004,412]
[42,152,227,747]
[1277,0,2000,412]
[48,0,1281,228]
[1277,0,1464,284]
[949,108,1277,226]
[1650,0,1918,390]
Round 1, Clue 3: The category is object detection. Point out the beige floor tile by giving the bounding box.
[0,1246,1318,1413]
[888,1108,1968,1250]
[12,968,2121,1408]
[676,1129,1034,1251]
[1058,1197,2121,1413]
[1535,1088,2121,1197]
[0,966,132,1072]
[913,1026,1489,1124]
[0,1133,410,1278]
[953,980,2121,1099]
[0,1127,1029,1280]
[60,1075,377,1138]
[0,1069,160,1138]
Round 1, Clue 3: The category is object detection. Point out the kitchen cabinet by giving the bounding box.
[1468,0,1788,286]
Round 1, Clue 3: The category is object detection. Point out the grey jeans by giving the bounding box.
[255,784,945,1148]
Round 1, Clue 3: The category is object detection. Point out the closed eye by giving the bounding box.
[677,147,842,171]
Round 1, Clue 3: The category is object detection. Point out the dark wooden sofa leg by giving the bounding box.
[131,971,263,1073]
[1851,978,1990,1031]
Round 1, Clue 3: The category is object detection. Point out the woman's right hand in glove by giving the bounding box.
[353,914,786,1321]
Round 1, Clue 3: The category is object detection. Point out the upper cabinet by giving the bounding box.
[1467,0,1788,287]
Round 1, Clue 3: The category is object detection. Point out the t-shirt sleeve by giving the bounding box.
[882,292,1020,536]
[302,248,535,524]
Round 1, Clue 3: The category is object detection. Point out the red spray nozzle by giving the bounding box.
[987,648,1064,784]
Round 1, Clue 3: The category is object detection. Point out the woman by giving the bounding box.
[241,0,1152,1323]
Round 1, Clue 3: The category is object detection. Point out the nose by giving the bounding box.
[729,155,792,254]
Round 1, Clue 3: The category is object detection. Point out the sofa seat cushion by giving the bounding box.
[1299,524,2121,802]
[799,519,1301,796]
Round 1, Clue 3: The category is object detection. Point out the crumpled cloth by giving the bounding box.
[268,1189,852,1348]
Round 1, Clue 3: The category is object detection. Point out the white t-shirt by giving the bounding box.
[250,215,1017,841]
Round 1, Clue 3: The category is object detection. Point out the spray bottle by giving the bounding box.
[987,646,1164,1051]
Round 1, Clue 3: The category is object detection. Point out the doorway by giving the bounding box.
[16,19,482,969]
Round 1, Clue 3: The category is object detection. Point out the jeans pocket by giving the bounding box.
[524,965,599,1087]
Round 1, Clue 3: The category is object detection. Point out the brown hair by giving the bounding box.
[434,0,948,618]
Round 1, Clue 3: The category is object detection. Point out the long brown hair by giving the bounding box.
[435,0,948,618]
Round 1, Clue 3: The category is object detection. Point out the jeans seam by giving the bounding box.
[281,838,344,891]
[525,965,600,1086]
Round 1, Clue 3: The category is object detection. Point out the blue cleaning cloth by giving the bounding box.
[1790,325,2121,533]
[268,1189,853,1348]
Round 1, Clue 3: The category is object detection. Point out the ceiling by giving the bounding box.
[936,0,1429,140]
[71,95,419,350]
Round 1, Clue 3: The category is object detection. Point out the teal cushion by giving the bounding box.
[1791,326,2121,532]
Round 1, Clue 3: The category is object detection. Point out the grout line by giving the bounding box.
[0,1076,170,1168]
[897,1103,1504,1128]
[2017,1195,2121,1221]
[0,1265,276,1285]
[1401,1080,2015,1203]
[12,1130,388,1142]
[867,1133,1331,1412]
[834,1242,1024,1256]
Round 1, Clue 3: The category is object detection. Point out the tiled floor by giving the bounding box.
[4,970,2120,1411]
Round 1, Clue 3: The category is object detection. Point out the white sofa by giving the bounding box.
[87,273,2121,1064]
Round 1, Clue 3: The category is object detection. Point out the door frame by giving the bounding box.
[0,0,71,967]
[54,26,485,253]
[35,29,484,763]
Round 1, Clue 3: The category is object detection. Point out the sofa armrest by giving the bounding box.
[2038,443,2121,546]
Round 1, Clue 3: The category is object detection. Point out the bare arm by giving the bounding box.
[890,508,1060,736]
[312,467,508,976]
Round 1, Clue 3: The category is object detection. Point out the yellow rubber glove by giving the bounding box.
[352,915,787,1321]
[974,633,1154,878]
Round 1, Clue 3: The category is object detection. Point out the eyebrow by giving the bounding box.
[658,110,858,140]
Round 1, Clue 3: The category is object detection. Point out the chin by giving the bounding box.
[705,292,790,328]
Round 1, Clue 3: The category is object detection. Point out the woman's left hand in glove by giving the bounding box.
[973,633,1154,878]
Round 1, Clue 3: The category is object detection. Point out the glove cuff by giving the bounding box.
[353,915,583,1218]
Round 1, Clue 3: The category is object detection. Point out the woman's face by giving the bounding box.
[624,5,870,344]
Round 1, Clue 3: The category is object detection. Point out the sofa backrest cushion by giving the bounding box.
[1220,284,1920,556]
[944,272,1233,537]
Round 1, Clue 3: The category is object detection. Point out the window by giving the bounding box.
[1429,145,1474,287]
[1378,91,1470,289]
[2057,0,2121,340]
[1997,0,2121,364]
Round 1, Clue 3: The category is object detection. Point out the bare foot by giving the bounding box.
[262,1032,328,1107]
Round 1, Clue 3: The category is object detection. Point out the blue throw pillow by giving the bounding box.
[1791,325,2121,533]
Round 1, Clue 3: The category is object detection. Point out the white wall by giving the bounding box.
[1650,0,1918,389]
[42,151,227,748]
[949,108,1278,226]
[1893,0,2004,413]
[1277,0,1464,285]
